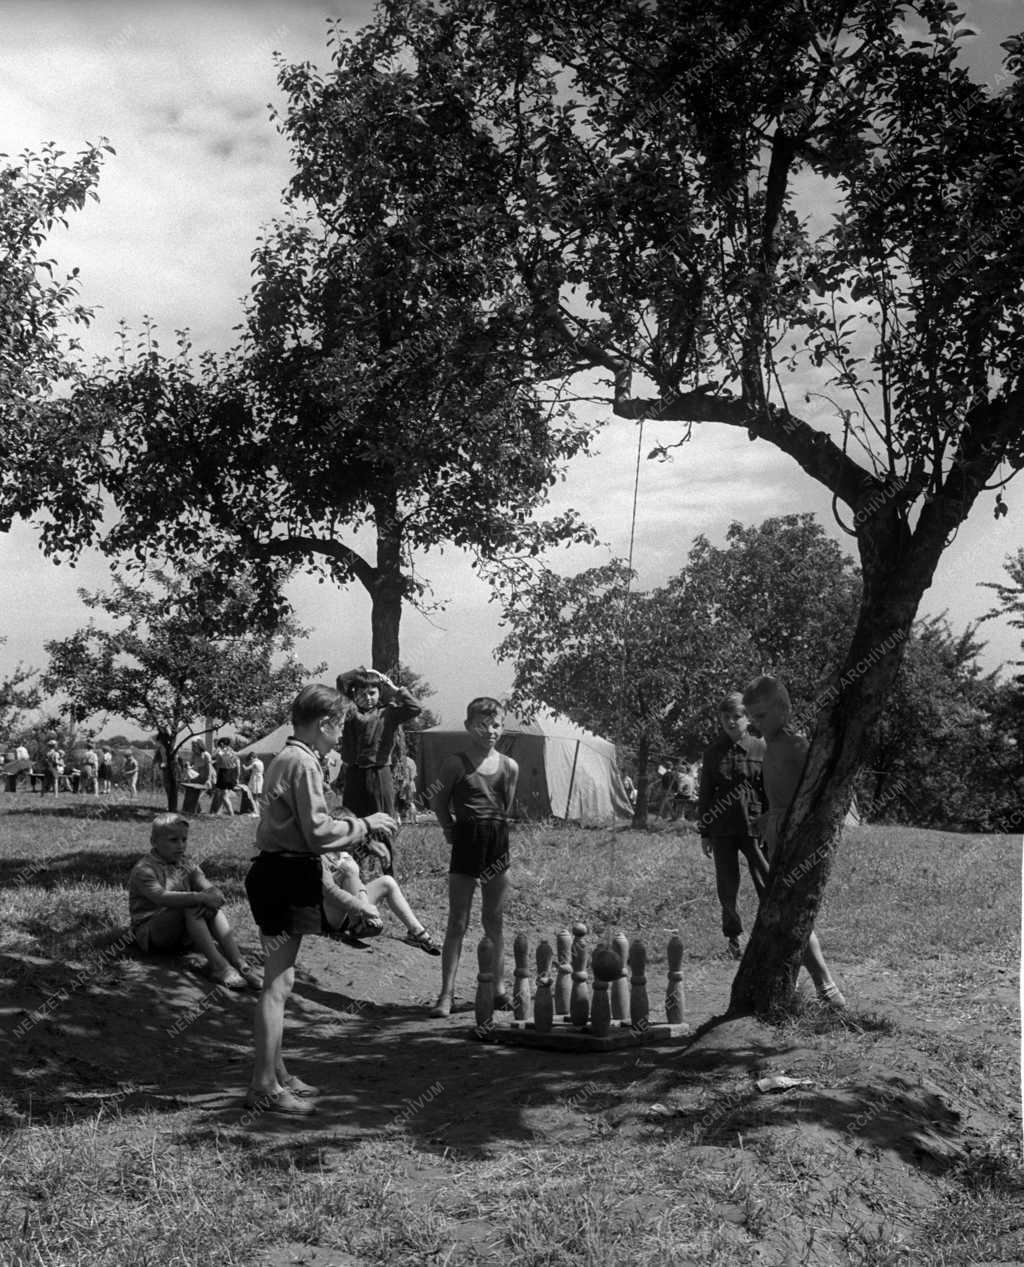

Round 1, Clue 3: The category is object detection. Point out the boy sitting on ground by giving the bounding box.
[320,850,441,954]
[128,812,261,990]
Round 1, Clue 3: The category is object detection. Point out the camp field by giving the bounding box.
[0,793,1020,1267]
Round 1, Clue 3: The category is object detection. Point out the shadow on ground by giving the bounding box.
[0,850,253,892]
[0,927,999,1178]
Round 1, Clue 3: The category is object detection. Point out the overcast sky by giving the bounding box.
[2,0,1022,733]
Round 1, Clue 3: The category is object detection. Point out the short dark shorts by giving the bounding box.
[245,852,326,937]
[449,819,510,881]
[216,770,238,790]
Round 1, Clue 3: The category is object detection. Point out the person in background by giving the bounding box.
[122,750,140,799]
[210,737,240,816]
[80,743,99,795]
[98,746,115,794]
[43,740,63,795]
[337,668,421,876]
[698,693,770,960]
[742,675,846,1010]
[238,752,263,815]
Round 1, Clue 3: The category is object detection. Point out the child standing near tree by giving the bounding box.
[337,668,421,875]
[429,697,518,1018]
[244,684,396,1116]
[741,675,845,1009]
[699,693,770,960]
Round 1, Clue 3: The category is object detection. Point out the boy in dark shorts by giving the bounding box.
[244,684,396,1116]
[429,697,519,1018]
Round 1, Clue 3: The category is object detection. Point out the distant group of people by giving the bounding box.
[2,740,138,796]
[178,740,264,816]
[126,666,842,1119]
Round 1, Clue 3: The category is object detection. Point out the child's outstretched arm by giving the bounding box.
[289,760,391,853]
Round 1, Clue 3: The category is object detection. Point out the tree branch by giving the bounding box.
[610,387,880,509]
[248,534,377,591]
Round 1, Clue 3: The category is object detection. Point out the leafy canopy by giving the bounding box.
[42,566,321,754]
[0,140,113,556]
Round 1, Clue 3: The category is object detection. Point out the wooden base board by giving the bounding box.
[475,1017,691,1051]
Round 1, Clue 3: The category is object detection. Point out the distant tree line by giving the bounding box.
[500,515,1022,834]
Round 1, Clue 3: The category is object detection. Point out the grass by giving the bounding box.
[0,791,1020,1266]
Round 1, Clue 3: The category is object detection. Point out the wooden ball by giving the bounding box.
[590,946,623,982]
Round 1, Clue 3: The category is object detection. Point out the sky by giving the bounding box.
[1,0,1022,734]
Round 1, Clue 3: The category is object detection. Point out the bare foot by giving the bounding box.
[429,997,452,1018]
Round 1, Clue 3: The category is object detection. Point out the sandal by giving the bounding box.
[404,928,442,956]
[211,967,248,991]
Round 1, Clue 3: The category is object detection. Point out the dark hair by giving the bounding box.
[336,670,379,697]
[742,676,790,710]
[465,696,503,723]
[292,683,346,728]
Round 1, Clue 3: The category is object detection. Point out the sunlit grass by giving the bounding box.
[0,796,1019,1266]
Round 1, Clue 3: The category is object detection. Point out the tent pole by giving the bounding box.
[564,740,581,820]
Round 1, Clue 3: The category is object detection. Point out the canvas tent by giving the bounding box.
[417,711,633,825]
[235,723,292,761]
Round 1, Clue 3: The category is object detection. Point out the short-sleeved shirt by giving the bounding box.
[697,733,766,837]
[128,851,205,930]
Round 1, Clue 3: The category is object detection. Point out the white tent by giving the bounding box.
[417,710,633,825]
[235,723,292,759]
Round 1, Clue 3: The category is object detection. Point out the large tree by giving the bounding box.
[663,514,861,741]
[0,641,40,742]
[498,515,862,822]
[43,567,319,810]
[93,17,594,673]
[497,560,734,824]
[0,141,112,555]
[345,0,1024,1011]
[858,614,1013,829]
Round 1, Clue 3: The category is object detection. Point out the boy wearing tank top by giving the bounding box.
[429,697,519,1018]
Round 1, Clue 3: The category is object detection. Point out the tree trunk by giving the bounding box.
[633,731,651,828]
[729,550,932,1015]
[158,729,179,811]
[370,496,404,674]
